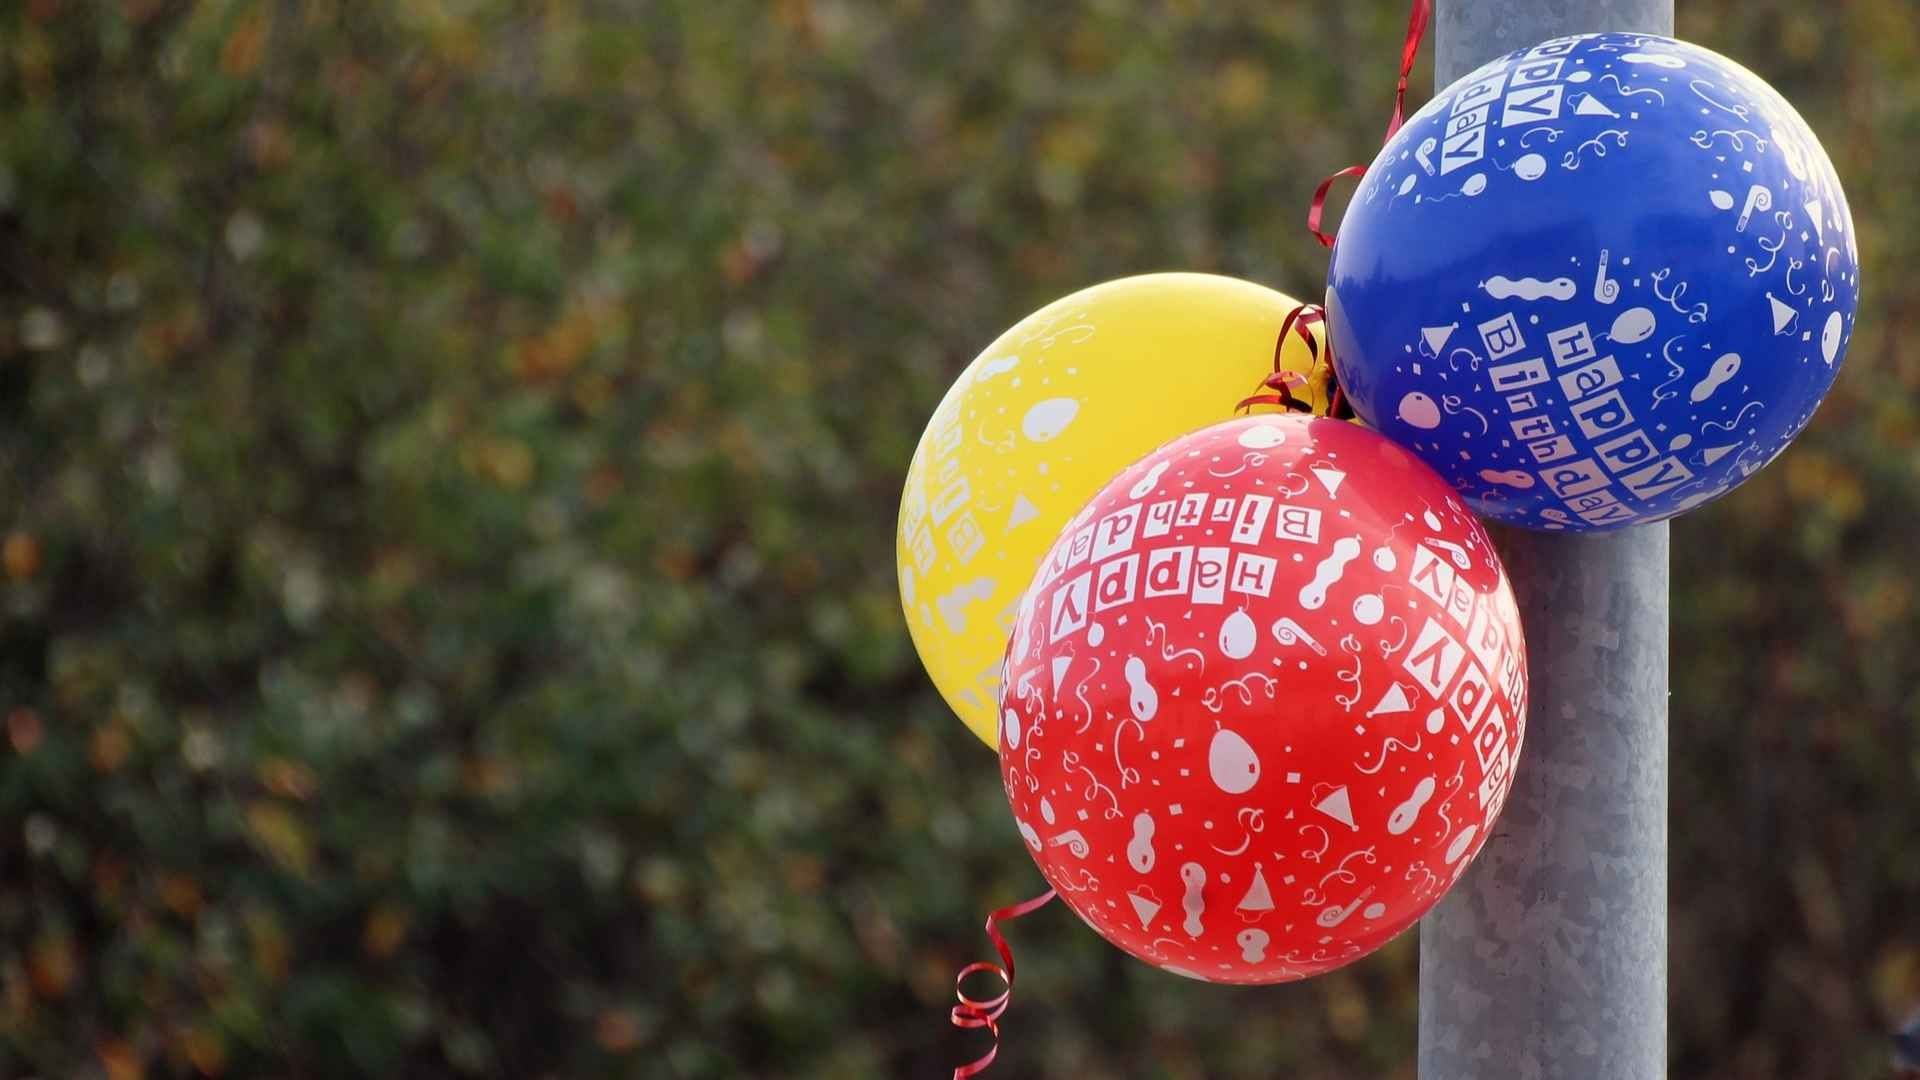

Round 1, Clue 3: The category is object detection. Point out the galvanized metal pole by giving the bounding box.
[1417,3,1673,1079]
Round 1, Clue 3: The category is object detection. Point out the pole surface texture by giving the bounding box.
[1417,4,1673,1079]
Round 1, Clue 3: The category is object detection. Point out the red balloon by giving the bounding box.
[997,415,1528,983]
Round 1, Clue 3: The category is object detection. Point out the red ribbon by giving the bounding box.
[1308,0,1433,248]
[1237,303,1325,414]
[1385,0,1433,142]
[1307,166,1369,249]
[949,888,1057,1078]
[1237,304,1354,421]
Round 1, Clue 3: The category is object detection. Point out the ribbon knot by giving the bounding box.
[1237,304,1354,421]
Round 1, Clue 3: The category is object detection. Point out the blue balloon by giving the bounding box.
[1327,32,1858,531]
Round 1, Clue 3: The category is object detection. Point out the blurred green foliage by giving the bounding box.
[0,1,1916,1077]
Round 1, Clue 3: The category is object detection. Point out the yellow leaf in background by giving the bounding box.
[6,707,42,754]
[781,854,825,895]
[93,855,128,904]
[89,723,132,773]
[158,873,204,919]
[594,1008,641,1053]
[772,0,813,36]
[1216,59,1269,116]
[220,7,267,78]
[243,908,291,984]
[137,304,206,365]
[97,1037,142,1080]
[1324,972,1372,1043]
[3,531,40,579]
[362,905,411,959]
[779,553,820,594]
[1780,11,1823,63]
[511,305,600,381]
[1791,854,1846,949]
[182,1024,228,1077]
[16,27,52,98]
[654,546,697,583]
[583,464,621,507]
[1038,120,1101,172]
[572,372,615,416]
[1785,451,1865,523]
[257,757,317,800]
[1873,943,1920,1020]
[28,933,76,998]
[460,756,517,798]
[245,118,294,170]
[3,959,29,1022]
[461,437,537,491]
[244,802,312,877]
[1064,24,1111,73]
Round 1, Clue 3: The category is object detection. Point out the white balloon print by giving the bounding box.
[1387,776,1437,835]
[1208,729,1262,795]
[1218,610,1257,660]
[1124,656,1159,722]
[1018,820,1042,851]
[1480,468,1536,489]
[1021,397,1080,442]
[1414,136,1438,174]
[976,355,1020,379]
[1609,306,1657,344]
[1513,153,1547,180]
[1180,862,1207,938]
[1689,352,1741,402]
[1237,424,1287,450]
[1128,459,1170,499]
[1127,812,1156,873]
[1397,391,1442,429]
[1770,124,1810,181]
[1352,594,1384,625]
[1573,93,1619,118]
[1445,823,1480,865]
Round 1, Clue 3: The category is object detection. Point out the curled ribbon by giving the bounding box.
[1309,0,1433,248]
[950,888,1057,1078]
[1236,303,1355,420]
[1237,303,1323,414]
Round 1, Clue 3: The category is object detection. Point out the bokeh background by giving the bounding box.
[2,1,1917,1077]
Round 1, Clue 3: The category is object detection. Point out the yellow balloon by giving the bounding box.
[896,273,1332,749]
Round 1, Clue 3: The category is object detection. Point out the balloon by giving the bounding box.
[1326,32,1858,531]
[998,415,1527,983]
[899,274,1334,749]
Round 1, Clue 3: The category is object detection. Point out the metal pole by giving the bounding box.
[1417,3,1673,1079]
